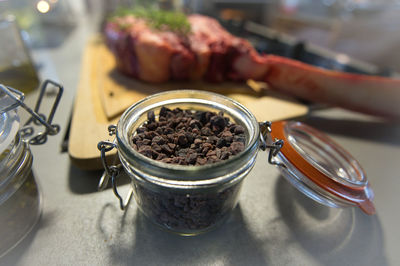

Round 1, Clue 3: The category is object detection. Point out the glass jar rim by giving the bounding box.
[115,90,260,184]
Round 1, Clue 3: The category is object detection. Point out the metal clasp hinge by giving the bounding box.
[259,121,286,168]
[97,127,133,211]
[0,79,63,145]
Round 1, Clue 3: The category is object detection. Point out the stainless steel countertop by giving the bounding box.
[1,14,400,266]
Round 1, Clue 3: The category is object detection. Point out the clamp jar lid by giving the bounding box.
[265,120,375,215]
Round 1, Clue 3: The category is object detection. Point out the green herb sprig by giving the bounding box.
[111,8,191,35]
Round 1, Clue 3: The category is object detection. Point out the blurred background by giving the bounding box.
[1,0,400,90]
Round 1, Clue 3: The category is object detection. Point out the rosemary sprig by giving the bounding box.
[111,8,191,35]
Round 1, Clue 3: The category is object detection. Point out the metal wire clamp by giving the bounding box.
[259,121,285,168]
[0,79,63,145]
[97,126,133,211]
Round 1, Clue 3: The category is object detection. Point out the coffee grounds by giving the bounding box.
[131,107,246,165]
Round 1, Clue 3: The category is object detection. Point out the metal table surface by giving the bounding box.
[1,15,400,266]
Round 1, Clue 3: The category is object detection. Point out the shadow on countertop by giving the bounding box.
[274,176,387,266]
[97,203,270,266]
[67,163,130,195]
[67,163,103,194]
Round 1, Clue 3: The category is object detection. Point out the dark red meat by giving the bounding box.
[104,14,400,119]
[104,14,267,83]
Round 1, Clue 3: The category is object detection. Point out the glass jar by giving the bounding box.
[0,15,40,94]
[0,131,39,257]
[99,90,259,235]
[0,80,63,257]
[98,90,375,236]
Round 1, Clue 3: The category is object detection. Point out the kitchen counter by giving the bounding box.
[1,10,400,266]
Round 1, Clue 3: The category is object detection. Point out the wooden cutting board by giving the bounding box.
[68,36,309,170]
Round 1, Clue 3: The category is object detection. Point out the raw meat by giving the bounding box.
[105,14,400,119]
